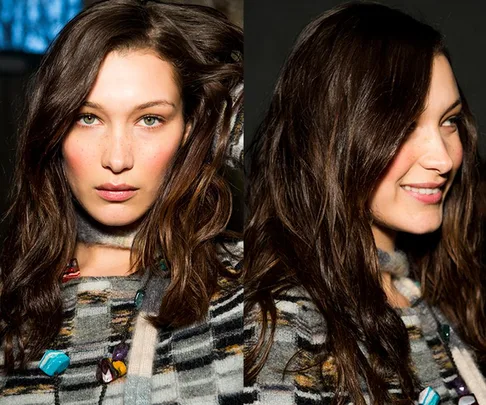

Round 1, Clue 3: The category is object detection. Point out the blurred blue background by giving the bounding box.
[0,0,82,53]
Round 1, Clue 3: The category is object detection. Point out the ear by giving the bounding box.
[182,120,193,145]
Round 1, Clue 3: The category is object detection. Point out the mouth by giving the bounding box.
[95,184,139,202]
[401,183,446,204]
[402,185,441,195]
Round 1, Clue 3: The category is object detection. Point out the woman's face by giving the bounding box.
[370,55,463,239]
[62,50,190,226]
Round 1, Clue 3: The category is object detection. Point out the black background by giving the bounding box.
[245,0,486,164]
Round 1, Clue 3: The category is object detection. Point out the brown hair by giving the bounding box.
[0,0,242,371]
[245,2,484,404]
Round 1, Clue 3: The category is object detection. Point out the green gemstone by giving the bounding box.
[134,290,145,309]
[439,324,450,342]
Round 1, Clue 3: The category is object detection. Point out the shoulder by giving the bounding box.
[216,238,243,269]
[211,239,243,318]
[246,286,326,344]
[245,287,331,403]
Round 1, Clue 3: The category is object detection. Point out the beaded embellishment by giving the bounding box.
[39,258,167,404]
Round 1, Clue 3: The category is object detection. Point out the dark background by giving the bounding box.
[245,0,486,164]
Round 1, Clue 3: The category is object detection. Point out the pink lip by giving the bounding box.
[96,183,138,191]
[401,186,443,204]
[95,184,138,202]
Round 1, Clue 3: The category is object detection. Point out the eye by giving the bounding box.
[138,115,164,128]
[443,117,457,127]
[442,113,463,128]
[76,114,100,126]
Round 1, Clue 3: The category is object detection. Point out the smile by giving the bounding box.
[402,185,440,195]
[401,185,443,204]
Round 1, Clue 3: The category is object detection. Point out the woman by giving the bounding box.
[245,3,485,405]
[0,0,243,404]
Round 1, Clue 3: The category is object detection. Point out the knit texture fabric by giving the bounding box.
[0,245,243,404]
[244,251,484,405]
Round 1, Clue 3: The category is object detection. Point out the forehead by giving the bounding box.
[86,50,182,109]
[421,54,460,117]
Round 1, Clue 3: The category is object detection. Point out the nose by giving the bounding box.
[419,129,455,175]
[100,126,134,173]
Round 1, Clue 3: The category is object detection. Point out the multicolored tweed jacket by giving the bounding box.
[243,252,485,405]
[0,247,243,405]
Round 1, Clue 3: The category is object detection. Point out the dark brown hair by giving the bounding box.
[245,2,484,404]
[0,0,242,371]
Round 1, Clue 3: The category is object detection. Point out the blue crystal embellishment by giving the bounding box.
[134,289,145,309]
[39,350,70,376]
[419,387,440,405]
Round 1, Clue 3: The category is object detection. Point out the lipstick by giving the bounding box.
[95,183,138,202]
[401,183,444,204]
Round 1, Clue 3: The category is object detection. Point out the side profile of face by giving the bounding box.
[62,49,191,226]
[370,54,463,243]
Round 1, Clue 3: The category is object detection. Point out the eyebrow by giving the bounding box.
[82,99,176,111]
[441,98,462,120]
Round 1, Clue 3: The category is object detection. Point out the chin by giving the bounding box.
[400,217,443,235]
[88,207,146,227]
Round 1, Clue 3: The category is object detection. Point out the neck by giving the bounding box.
[372,226,411,308]
[371,223,396,253]
[74,242,135,277]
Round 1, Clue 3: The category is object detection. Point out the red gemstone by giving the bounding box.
[96,358,118,384]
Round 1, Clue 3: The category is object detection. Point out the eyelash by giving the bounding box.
[75,113,165,129]
[443,113,463,127]
[405,112,464,134]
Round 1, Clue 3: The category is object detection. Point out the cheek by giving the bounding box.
[369,144,417,214]
[386,144,417,179]
[452,139,464,170]
[139,140,181,182]
[62,137,97,182]
[375,147,416,193]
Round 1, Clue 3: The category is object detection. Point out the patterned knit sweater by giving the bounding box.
[244,252,485,405]
[0,250,243,404]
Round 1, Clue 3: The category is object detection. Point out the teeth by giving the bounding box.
[403,185,440,195]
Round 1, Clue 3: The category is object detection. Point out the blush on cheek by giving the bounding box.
[62,139,96,177]
[144,147,178,177]
[64,151,84,174]
[454,144,464,168]
[389,147,417,173]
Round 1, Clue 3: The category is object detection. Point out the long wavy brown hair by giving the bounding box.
[0,0,243,372]
[245,2,485,404]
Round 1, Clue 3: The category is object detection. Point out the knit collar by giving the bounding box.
[75,205,140,249]
[377,249,409,278]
